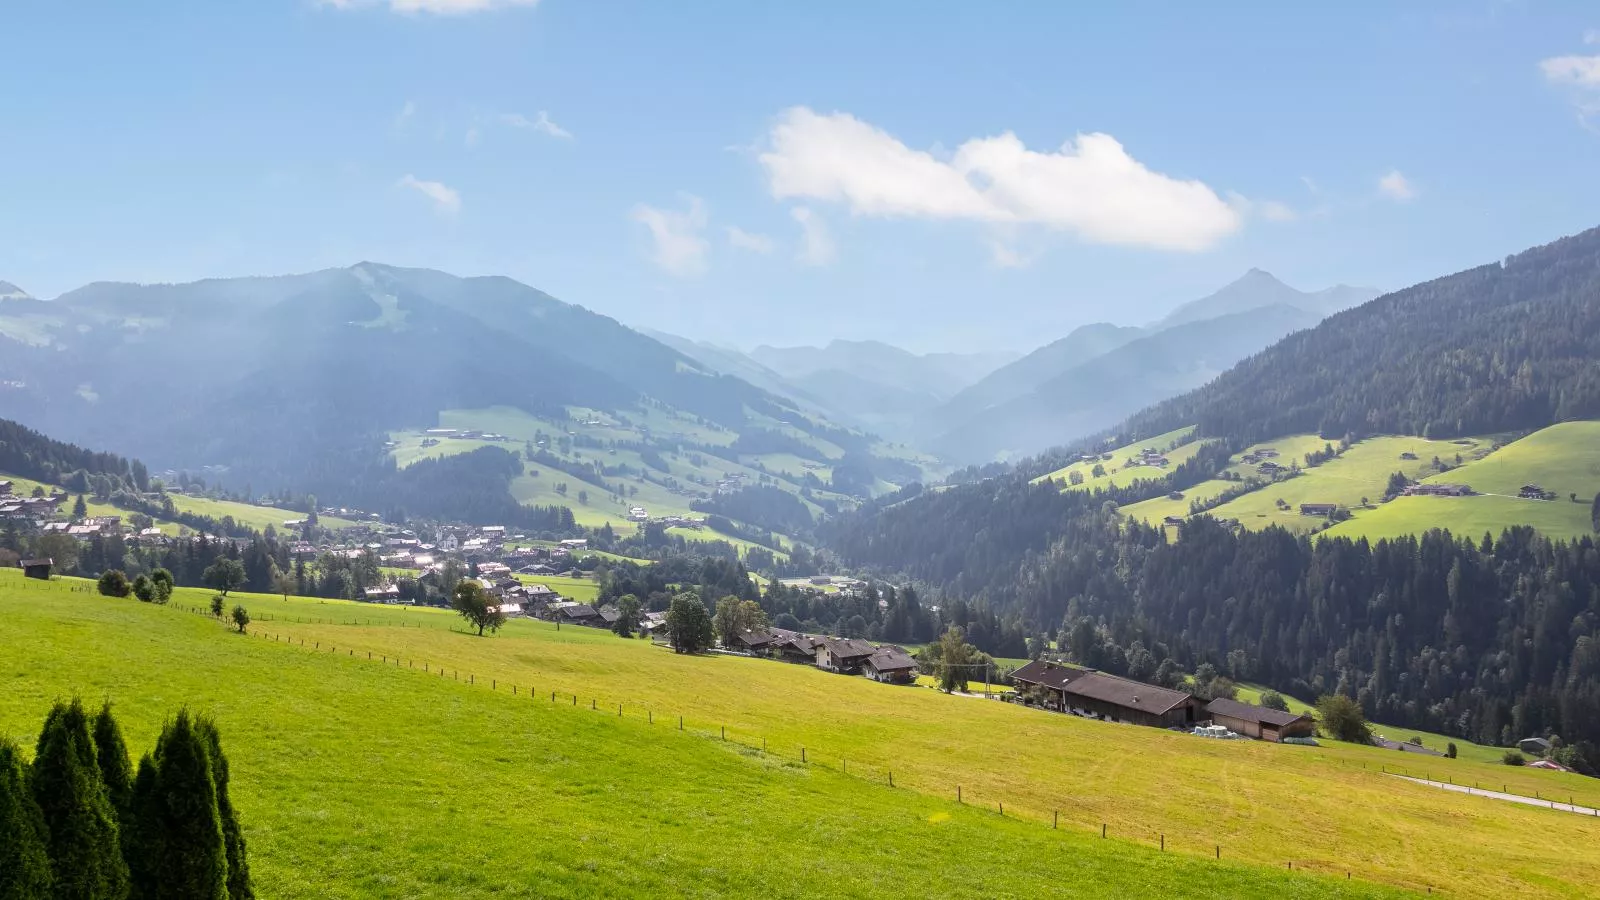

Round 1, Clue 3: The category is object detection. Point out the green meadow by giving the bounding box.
[10,572,1600,897]
[1036,426,1203,493]
[1323,422,1600,543]
[0,574,1416,900]
[1204,434,1492,534]
[0,471,355,536]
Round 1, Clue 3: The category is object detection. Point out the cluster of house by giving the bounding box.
[730,628,921,684]
[1009,660,1318,742]
[0,481,65,522]
[1240,447,1281,465]
[1518,483,1553,501]
[422,428,511,442]
[1124,447,1171,469]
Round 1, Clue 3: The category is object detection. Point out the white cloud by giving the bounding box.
[631,195,709,277]
[726,227,774,254]
[322,0,539,14]
[758,106,1241,252]
[1542,53,1600,87]
[464,126,480,148]
[397,174,461,215]
[1257,200,1298,222]
[500,110,572,139]
[1377,169,1418,202]
[1541,35,1600,127]
[790,206,836,267]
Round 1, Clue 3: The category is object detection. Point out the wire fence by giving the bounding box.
[8,569,1539,895]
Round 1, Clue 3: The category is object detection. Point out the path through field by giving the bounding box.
[1390,775,1600,817]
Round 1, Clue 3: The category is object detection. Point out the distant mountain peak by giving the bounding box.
[0,280,32,300]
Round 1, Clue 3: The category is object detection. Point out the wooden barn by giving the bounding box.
[1204,697,1316,742]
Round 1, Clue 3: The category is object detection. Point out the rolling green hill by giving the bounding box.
[6,572,1598,898]
[1034,426,1200,492]
[1322,421,1600,542]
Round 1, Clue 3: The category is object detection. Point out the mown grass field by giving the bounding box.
[0,472,356,535]
[1324,422,1600,543]
[1035,426,1200,492]
[10,573,1597,897]
[1203,435,1492,535]
[0,574,1411,900]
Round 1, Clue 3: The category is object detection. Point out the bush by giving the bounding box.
[132,574,156,603]
[230,606,250,634]
[149,568,174,604]
[1315,694,1372,744]
[1257,690,1290,712]
[1446,743,1458,759]
[98,569,132,598]
[1502,750,1526,766]
[210,595,225,618]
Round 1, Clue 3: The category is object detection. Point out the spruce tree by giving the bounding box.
[30,698,130,899]
[195,719,252,899]
[137,711,227,900]
[125,755,159,899]
[92,702,134,823]
[0,735,52,898]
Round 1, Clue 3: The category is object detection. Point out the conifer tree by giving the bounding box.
[92,702,134,823]
[0,735,52,898]
[195,719,252,899]
[125,755,159,899]
[30,698,130,899]
[134,711,226,900]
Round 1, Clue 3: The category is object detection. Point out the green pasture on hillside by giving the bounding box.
[0,574,1415,900]
[1035,426,1199,492]
[9,572,1597,897]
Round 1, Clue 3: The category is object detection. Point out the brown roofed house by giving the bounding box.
[863,648,918,684]
[814,637,877,673]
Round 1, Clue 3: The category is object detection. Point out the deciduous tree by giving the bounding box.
[202,560,245,597]
[1316,694,1372,744]
[98,569,132,598]
[665,593,714,654]
[230,606,250,635]
[451,580,504,637]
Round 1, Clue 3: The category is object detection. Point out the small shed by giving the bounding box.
[1205,697,1316,742]
[21,558,53,580]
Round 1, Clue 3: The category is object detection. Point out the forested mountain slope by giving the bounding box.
[1124,227,1600,444]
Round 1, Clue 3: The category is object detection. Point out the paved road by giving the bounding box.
[1391,774,1600,817]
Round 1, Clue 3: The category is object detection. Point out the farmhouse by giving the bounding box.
[1405,483,1473,497]
[814,637,877,674]
[1257,461,1285,475]
[1519,484,1550,500]
[863,648,918,684]
[1203,698,1315,742]
[21,558,52,580]
[1299,503,1339,517]
[735,627,791,655]
[0,480,11,494]
[1011,660,1198,728]
[552,603,602,626]
[1163,516,1185,527]
[773,633,822,664]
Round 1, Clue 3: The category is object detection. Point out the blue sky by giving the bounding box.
[3,1,1599,352]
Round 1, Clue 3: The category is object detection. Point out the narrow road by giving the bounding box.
[1390,774,1600,817]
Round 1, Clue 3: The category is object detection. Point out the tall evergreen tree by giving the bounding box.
[91,702,134,823]
[0,735,52,898]
[195,719,252,900]
[29,698,130,900]
[133,711,226,900]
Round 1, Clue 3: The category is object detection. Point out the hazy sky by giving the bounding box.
[4,1,1599,352]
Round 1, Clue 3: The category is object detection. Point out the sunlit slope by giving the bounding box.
[0,575,1405,900]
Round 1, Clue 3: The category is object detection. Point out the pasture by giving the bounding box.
[7,573,1597,897]
[1035,426,1202,493]
[0,574,1406,900]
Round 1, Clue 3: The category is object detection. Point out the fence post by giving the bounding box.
[1160,834,1165,852]
[649,710,653,724]
[801,747,806,762]
[998,801,1003,816]
[889,771,894,788]
[618,703,622,717]
[1101,824,1106,838]
[1053,810,1057,829]
[722,725,726,740]
[679,716,683,731]
[957,786,962,804]
[1216,846,1220,860]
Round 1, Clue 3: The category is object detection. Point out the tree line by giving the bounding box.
[0,699,251,899]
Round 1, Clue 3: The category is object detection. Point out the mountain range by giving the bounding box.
[660,270,1379,463]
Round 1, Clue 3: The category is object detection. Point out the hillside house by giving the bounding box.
[0,480,12,494]
[735,627,789,655]
[1011,660,1198,728]
[1203,698,1315,742]
[21,558,52,580]
[1299,503,1339,517]
[1257,461,1285,475]
[815,637,877,673]
[1519,484,1550,500]
[1518,736,1552,755]
[1406,483,1473,497]
[773,633,822,664]
[553,603,602,627]
[1163,516,1185,527]
[1373,738,1444,757]
[863,648,918,684]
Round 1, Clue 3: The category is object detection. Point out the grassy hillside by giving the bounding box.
[1323,422,1600,542]
[10,573,1600,897]
[0,575,1412,900]
[1202,435,1494,535]
[0,471,357,535]
[1035,426,1201,492]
